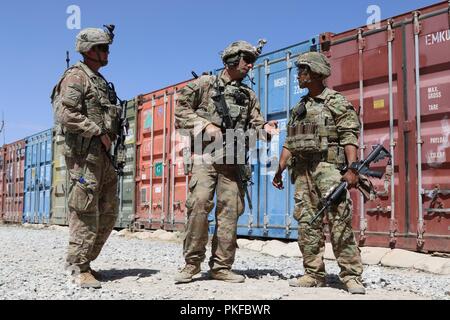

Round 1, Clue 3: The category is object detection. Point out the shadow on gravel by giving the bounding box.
[235,269,289,280]
[99,268,159,281]
[324,274,347,290]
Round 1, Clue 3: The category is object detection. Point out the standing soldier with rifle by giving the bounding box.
[51,25,122,289]
[175,40,279,283]
[272,52,366,294]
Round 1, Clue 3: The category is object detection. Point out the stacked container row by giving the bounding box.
[0,1,447,254]
[320,0,450,252]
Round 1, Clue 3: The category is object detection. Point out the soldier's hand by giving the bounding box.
[264,120,280,136]
[272,170,284,190]
[204,124,222,142]
[342,169,359,189]
[100,134,112,151]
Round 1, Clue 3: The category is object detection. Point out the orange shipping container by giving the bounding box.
[135,80,192,231]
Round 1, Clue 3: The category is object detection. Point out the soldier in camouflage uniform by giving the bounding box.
[51,26,121,289]
[272,52,366,294]
[175,41,279,283]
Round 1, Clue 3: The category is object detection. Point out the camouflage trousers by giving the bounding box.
[183,162,245,271]
[293,160,363,283]
[65,151,118,273]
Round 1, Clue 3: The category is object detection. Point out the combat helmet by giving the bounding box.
[221,40,266,66]
[76,25,115,53]
[295,52,331,78]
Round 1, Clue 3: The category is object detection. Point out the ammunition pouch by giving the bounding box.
[63,132,103,164]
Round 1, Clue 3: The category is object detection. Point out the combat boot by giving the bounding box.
[73,271,102,289]
[345,278,366,294]
[288,274,325,287]
[209,269,245,283]
[175,264,201,283]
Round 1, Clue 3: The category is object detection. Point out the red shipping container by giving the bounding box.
[135,80,192,231]
[321,1,450,252]
[0,140,26,223]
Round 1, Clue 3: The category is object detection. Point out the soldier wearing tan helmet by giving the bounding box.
[51,25,121,289]
[175,40,279,283]
[272,51,366,294]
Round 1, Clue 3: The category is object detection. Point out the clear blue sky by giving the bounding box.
[0,0,439,144]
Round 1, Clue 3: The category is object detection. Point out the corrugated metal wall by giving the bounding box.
[50,131,69,226]
[321,1,449,252]
[23,129,52,224]
[0,140,26,223]
[134,80,191,231]
[116,99,138,228]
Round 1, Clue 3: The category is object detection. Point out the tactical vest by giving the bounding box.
[51,62,120,161]
[285,93,345,166]
[195,75,251,131]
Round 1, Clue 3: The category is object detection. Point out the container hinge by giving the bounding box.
[389,219,398,247]
[320,32,333,53]
[247,214,253,233]
[359,217,367,245]
[264,60,270,75]
[286,52,293,69]
[413,11,422,35]
[387,19,395,42]
[263,214,269,235]
[417,222,425,248]
[357,28,366,51]
[285,216,291,236]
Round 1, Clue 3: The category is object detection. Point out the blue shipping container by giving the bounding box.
[23,129,53,224]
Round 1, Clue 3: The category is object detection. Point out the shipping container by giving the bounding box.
[134,80,192,231]
[0,140,26,223]
[116,99,138,228]
[23,129,52,224]
[320,0,450,252]
[50,130,69,226]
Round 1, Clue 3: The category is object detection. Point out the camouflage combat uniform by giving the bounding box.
[285,54,364,285]
[51,32,120,274]
[175,71,266,273]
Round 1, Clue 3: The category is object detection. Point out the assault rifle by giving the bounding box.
[107,82,129,177]
[211,76,253,210]
[309,144,391,225]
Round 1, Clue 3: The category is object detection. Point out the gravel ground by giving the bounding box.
[0,224,448,300]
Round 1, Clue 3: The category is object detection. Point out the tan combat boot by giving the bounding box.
[345,278,366,294]
[175,264,201,283]
[209,269,245,283]
[288,274,326,287]
[74,271,102,289]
